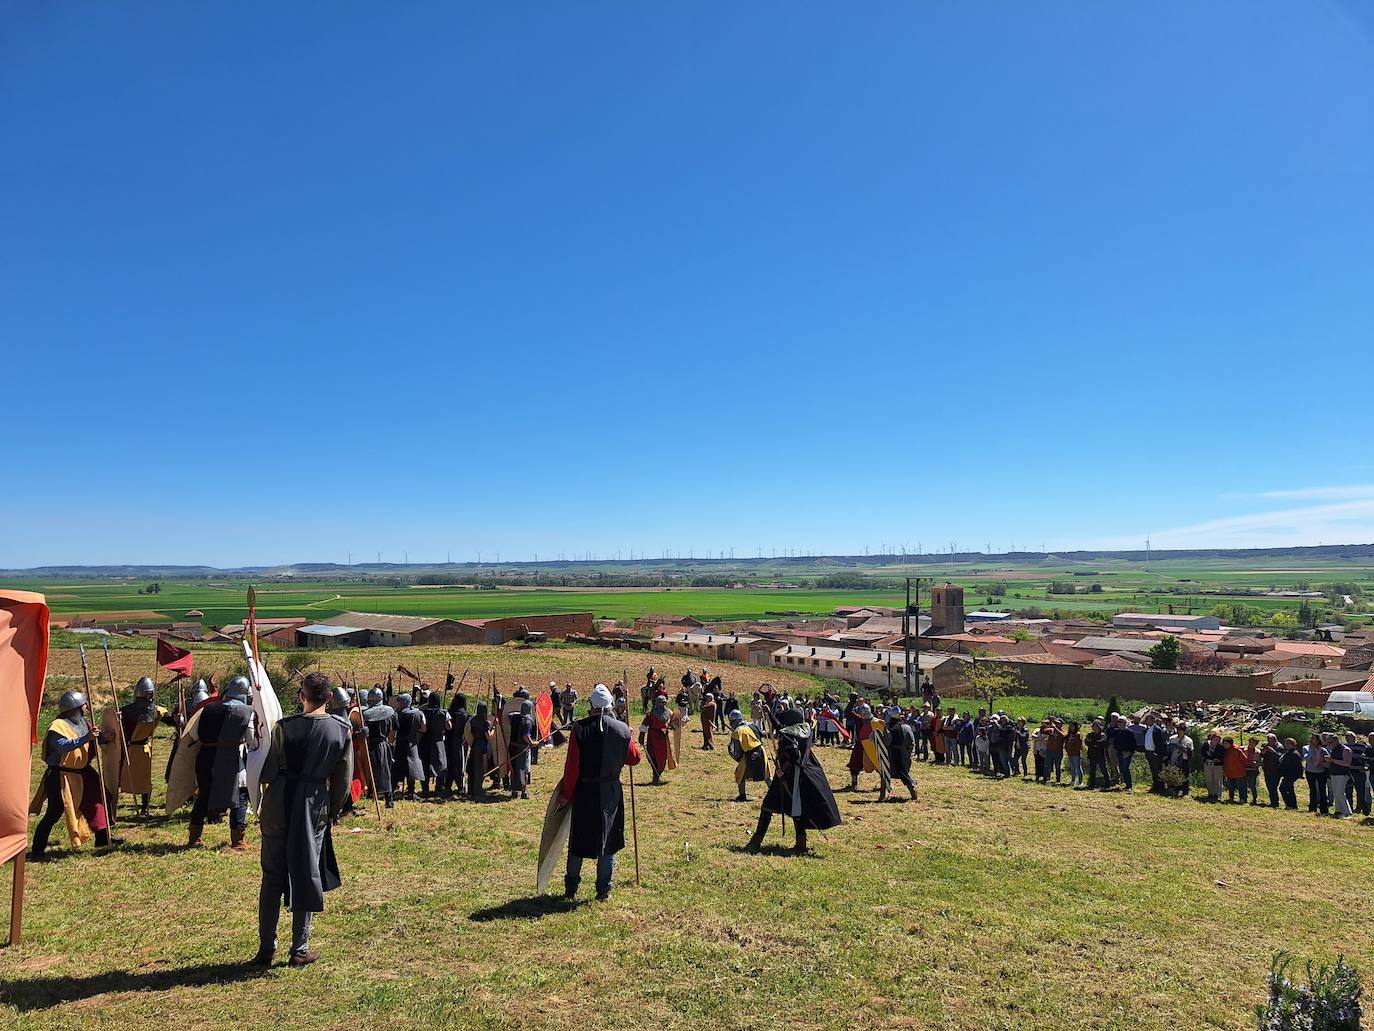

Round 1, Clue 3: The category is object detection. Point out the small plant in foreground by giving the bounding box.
[1256,952,1362,1031]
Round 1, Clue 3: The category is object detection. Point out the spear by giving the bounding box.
[100,638,130,796]
[350,693,384,824]
[78,645,113,830]
[626,755,641,887]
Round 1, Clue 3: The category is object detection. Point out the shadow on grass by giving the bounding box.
[469,895,586,921]
[723,844,817,859]
[0,961,270,1011]
[109,841,196,857]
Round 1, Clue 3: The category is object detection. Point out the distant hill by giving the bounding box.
[5,543,1374,579]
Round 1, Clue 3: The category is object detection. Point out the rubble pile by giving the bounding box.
[1134,701,1313,735]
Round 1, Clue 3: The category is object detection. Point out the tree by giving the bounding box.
[962,659,1027,713]
[1008,626,1035,642]
[1270,610,1297,629]
[1149,634,1181,670]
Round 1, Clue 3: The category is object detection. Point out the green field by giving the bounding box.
[5,552,1373,630]
[3,644,1369,1031]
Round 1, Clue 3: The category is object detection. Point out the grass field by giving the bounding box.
[3,644,1371,1030]
[7,553,1374,631]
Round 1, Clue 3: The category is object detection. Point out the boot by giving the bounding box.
[384,793,395,809]
[187,822,204,847]
[847,772,859,792]
[736,786,748,802]
[793,828,809,855]
[744,810,771,852]
[230,826,248,851]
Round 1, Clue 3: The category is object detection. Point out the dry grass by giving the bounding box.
[4,645,1372,1030]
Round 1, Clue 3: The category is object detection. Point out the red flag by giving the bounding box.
[156,638,193,679]
[1,590,49,865]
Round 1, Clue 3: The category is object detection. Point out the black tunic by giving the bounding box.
[760,710,841,830]
[362,704,397,795]
[418,703,449,778]
[887,722,915,779]
[445,705,469,773]
[394,707,425,781]
[258,712,352,912]
[196,698,253,816]
[568,713,634,859]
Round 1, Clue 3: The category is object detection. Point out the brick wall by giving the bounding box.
[481,612,594,643]
[1255,682,1335,707]
[988,658,1272,703]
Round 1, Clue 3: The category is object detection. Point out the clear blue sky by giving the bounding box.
[4,3,1373,567]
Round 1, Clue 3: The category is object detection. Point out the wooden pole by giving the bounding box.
[626,759,641,887]
[8,854,23,946]
[78,646,112,830]
[100,640,130,802]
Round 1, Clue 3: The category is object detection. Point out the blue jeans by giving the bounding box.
[1067,755,1083,786]
[1117,752,1135,790]
[566,852,616,897]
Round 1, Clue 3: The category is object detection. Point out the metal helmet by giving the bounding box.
[521,699,534,716]
[368,686,384,706]
[133,676,156,700]
[192,678,209,695]
[329,687,350,711]
[189,686,210,708]
[728,709,743,727]
[222,675,251,704]
[397,693,412,709]
[57,690,87,715]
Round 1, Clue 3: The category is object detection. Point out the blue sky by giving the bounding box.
[4,3,1373,567]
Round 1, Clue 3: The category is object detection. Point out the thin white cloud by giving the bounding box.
[1258,485,1374,501]
[1078,499,1374,551]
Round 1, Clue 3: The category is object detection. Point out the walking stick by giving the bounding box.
[78,645,113,829]
[627,759,641,887]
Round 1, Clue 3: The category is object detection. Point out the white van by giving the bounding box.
[1321,691,1374,719]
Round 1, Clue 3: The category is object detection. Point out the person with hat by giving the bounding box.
[29,690,121,859]
[556,684,641,901]
[845,701,879,791]
[118,675,179,818]
[187,675,258,849]
[443,691,470,798]
[418,690,451,800]
[727,709,771,802]
[507,699,537,800]
[881,707,918,803]
[637,693,676,785]
[745,698,840,854]
[392,692,426,801]
[361,686,398,808]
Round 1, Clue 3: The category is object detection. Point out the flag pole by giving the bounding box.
[7,854,23,946]
[100,639,130,797]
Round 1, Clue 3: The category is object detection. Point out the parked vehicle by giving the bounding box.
[1321,690,1374,720]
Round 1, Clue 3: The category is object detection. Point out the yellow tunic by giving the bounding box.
[119,703,167,795]
[731,723,773,785]
[28,717,98,848]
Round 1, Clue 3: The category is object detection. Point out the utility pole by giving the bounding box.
[904,578,913,697]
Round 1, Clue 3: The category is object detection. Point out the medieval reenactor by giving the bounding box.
[362,686,398,808]
[699,691,718,750]
[119,676,178,817]
[882,708,918,802]
[728,709,772,802]
[674,684,690,723]
[637,693,675,785]
[559,683,578,726]
[188,676,257,849]
[464,701,493,799]
[846,702,879,791]
[507,699,537,800]
[443,692,469,798]
[164,678,211,782]
[29,690,121,859]
[252,672,352,968]
[556,684,641,901]
[393,693,426,800]
[612,682,629,725]
[418,692,451,799]
[746,701,840,854]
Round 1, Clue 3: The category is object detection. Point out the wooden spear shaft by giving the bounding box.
[627,758,641,887]
[8,854,23,947]
[100,640,130,794]
[78,646,113,829]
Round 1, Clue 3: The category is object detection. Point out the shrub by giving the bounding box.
[1256,952,1362,1030]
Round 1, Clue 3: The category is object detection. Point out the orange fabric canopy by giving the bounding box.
[0,590,48,864]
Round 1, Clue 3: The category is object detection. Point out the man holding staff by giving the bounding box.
[29,691,121,859]
[555,684,641,901]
